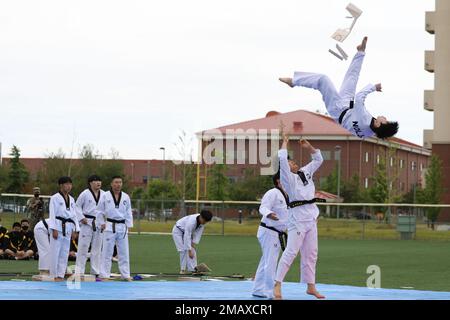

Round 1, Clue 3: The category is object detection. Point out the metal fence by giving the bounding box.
[1,193,450,240]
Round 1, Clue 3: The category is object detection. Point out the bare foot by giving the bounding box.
[279,77,294,88]
[357,36,368,52]
[273,281,283,299]
[306,285,325,299]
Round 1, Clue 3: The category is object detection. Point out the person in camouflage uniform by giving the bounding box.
[27,187,45,230]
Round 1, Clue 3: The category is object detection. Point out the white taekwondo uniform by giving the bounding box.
[275,148,323,285]
[252,187,289,298]
[172,213,205,272]
[75,188,105,276]
[291,51,377,139]
[48,192,80,278]
[97,190,133,279]
[34,218,51,272]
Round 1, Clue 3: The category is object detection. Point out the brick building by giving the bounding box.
[197,109,430,201]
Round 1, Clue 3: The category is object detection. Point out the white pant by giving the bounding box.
[49,230,71,278]
[75,223,102,275]
[100,231,130,279]
[252,227,282,298]
[34,227,50,271]
[275,220,318,284]
[292,51,365,121]
[172,227,197,272]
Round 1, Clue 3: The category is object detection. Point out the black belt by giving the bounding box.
[338,100,354,124]
[56,217,75,237]
[84,214,97,232]
[260,222,288,251]
[107,218,126,233]
[288,198,326,208]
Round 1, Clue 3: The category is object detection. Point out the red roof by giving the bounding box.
[203,109,424,150]
[210,109,349,136]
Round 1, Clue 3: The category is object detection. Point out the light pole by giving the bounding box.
[159,147,166,222]
[160,147,166,179]
[335,145,342,219]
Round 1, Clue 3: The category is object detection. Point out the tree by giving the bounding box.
[35,146,126,196]
[183,163,198,200]
[418,155,444,229]
[70,144,102,194]
[207,163,230,201]
[341,174,362,203]
[6,146,29,193]
[144,179,181,220]
[320,164,340,195]
[0,164,9,193]
[35,150,70,195]
[146,179,180,201]
[229,168,273,201]
[385,144,402,203]
[369,155,389,217]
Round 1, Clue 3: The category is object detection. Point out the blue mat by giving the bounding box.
[1,280,450,300]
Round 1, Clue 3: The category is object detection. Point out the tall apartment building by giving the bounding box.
[423,0,450,219]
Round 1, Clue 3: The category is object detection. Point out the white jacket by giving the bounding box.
[173,214,205,251]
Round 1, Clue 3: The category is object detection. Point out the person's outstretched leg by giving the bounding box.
[280,73,341,120]
[338,36,367,103]
[299,220,325,299]
[274,228,303,299]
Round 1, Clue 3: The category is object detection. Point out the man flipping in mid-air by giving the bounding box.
[279,37,398,140]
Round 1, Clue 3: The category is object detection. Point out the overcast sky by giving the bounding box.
[0,0,435,161]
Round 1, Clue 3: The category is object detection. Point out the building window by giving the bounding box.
[389,181,393,190]
[390,157,394,167]
[229,177,239,183]
[400,182,405,191]
[376,154,380,164]
[142,176,148,184]
[364,178,369,189]
[288,150,294,160]
[400,159,404,168]
[411,161,416,171]
[420,163,424,171]
[365,152,369,163]
[321,151,331,161]
[236,150,246,162]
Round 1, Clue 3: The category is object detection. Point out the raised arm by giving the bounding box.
[299,139,323,176]
[355,83,380,105]
[278,134,296,197]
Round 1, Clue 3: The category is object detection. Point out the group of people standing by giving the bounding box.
[35,175,133,281]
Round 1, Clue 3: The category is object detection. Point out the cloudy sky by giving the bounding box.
[0,0,435,161]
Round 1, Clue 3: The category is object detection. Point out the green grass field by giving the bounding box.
[1,234,450,292]
[3,211,449,241]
